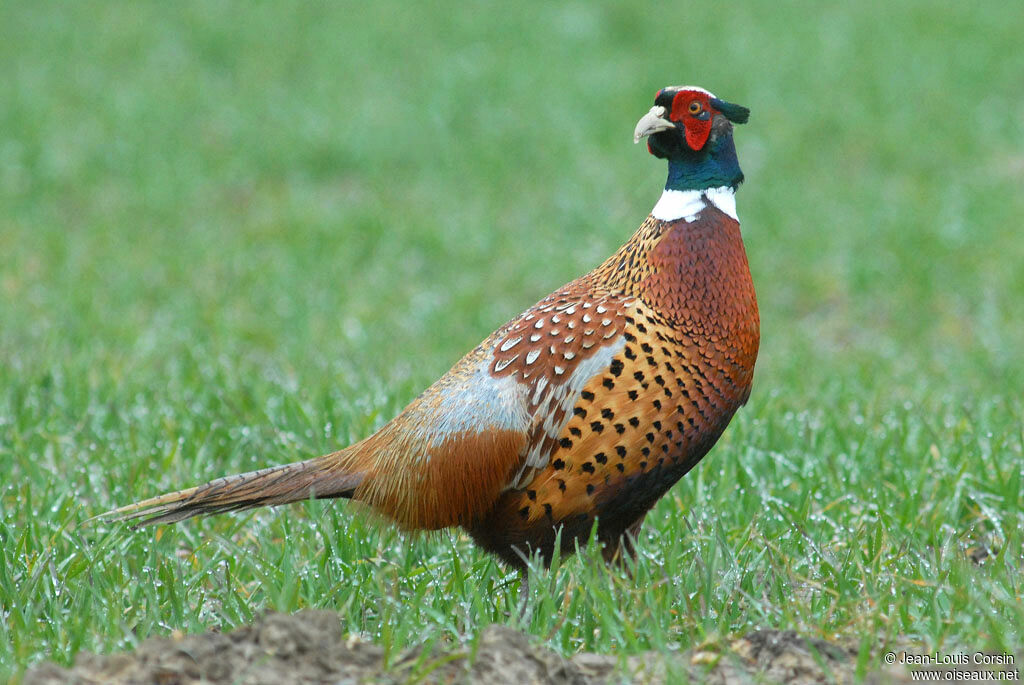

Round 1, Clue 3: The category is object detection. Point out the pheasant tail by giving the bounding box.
[101,452,366,527]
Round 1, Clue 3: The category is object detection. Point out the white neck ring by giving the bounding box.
[651,186,738,223]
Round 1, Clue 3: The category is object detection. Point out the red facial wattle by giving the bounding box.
[683,120,712,150]
[670,91,713,151]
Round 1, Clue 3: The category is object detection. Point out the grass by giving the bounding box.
[2,0,1023,680]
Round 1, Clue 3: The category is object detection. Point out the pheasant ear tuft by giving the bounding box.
[710,98,750,124]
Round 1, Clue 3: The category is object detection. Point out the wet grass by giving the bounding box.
[2,0,1023,680]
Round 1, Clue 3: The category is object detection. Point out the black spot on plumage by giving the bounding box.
[615,445,627,458]
[616,463,625,472]
[640,461,648,470]
[559,437,573,449]
[581,390,595,401]
[544,503,553,517]
[586,484,595,495]
[624,347,637,360]
[590,421,604,433]
[641,343,653,354]
[601,408,614,419]
[569,426,582,437]
[581,462,595,474]
[663,388,673,398]
[677,421,686,432]
[654,375,665,386]
[653,421,662,430]
[636,323,648,333]
[661,346,671,356]
[573,407,587,417]
[614,423,625,434]
[661,444,669,453]
[557,479,566,491]
[628,389,639,400]
[645,432,655,443]
[527,490,537,501]
[665,362,675,373]
[647,356,657,367]
[609,360,624,376]
[602,378,615,389]
[624,332,636,342]
[519,506,530,519]
[634,371,645,382]
[553,458,565,470]
[594,452,607,464]
[653,399,662,410]
[641,446,650,456]
[628,416,639,428]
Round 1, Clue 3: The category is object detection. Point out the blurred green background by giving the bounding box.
[2,0,1022,679]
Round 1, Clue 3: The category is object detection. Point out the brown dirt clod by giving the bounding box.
[22,610,951,684]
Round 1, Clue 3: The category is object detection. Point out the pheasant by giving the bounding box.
[104,86,759,572]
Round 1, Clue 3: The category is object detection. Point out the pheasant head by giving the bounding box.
[633,85,750,220]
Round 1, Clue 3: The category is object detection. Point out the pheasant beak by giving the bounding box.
[633,106,675,143]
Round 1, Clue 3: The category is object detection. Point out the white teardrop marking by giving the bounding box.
[500,336,522,352]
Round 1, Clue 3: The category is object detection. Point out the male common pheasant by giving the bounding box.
[106,86,759,570]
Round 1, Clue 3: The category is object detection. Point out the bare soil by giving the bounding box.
[22,609,984,684]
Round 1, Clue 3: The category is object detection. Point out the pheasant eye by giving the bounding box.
[688,101,702,114]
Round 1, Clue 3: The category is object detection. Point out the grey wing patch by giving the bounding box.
[401,345,532,455]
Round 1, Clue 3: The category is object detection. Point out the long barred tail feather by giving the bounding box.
[96,455,365,527]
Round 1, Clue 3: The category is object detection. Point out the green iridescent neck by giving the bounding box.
[665,133,744,192]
